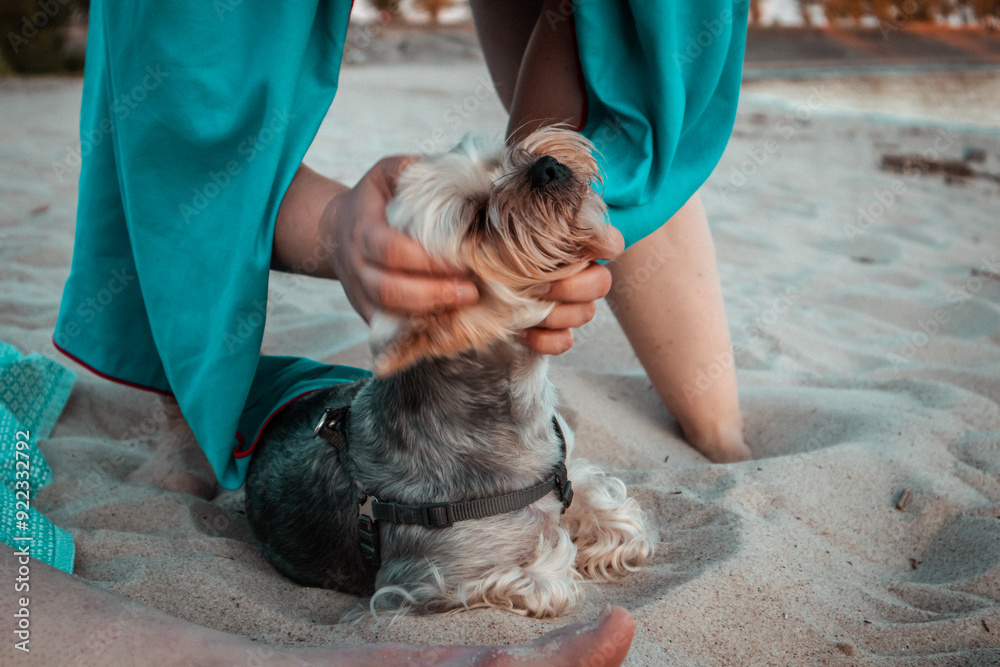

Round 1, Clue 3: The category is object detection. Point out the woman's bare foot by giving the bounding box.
[2,544,634,666]
[682,416,752,464]
[127,397,218,499]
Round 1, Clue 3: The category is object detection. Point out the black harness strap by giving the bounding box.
[312,407,573,569]
[371,465,566,528]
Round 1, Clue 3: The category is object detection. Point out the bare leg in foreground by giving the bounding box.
[2,545,634,667]
[473,0,751,462]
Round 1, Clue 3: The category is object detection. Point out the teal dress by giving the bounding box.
[55,0,747,490]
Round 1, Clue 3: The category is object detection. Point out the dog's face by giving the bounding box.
[374,128,622,375]
[388,127,620,288]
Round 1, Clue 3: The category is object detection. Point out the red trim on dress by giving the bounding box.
[232,389,319,459]
[52,337,174,396]
[234,431,247,455]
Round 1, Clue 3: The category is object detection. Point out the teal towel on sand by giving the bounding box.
[0,342,76,573]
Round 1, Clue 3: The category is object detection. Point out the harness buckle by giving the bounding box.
[555,463,573,513]
[357,514,381,569]
[313,407,347,442]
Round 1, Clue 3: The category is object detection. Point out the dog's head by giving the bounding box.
[372,128,621,376]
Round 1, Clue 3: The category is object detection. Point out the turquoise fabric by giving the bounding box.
[55,0,746,490]
[0,342,76,573]
[575,1,749,247]
[55,0,363,490]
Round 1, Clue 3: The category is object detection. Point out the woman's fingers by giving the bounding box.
[519,327,575,356]
[366,154,420,199]
[356,261,479,316]
[360,223,466,277]
[517,262,612,355]
[543,262,614,303]
[519,300,596,356]
[327,153,480,321]
[535,301,597,330]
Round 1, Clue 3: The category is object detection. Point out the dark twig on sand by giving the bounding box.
[971,268,1000,282]
[880,154,1000,185]
[895,488,911,511]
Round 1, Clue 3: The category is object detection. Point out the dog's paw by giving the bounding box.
[563,460,655,580]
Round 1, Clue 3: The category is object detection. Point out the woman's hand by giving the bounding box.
[520,254,620,356]
[319,156,479,323]
[284,155,619,356]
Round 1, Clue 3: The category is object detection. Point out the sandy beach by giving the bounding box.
[2,44,1000,666]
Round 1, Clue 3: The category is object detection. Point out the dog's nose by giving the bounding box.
[528,155,571,188]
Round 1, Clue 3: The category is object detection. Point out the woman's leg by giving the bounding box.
[469,0,542,113]
[607,195,750,463]
[471,0,584,137]
[472,0,751,462]
[1,544,634,667]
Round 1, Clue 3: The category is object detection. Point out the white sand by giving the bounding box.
[2,62,1000,665]
[742,69,1000,130]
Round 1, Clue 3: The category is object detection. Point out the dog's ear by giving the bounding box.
[578,221,624,262]
[574,200,624,262]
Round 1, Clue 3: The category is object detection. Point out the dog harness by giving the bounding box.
[312,407,574,570]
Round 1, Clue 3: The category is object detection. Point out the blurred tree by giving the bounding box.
[798,0,820,26]
[795,0,960,25]
[823,0,867,24]
[0,0,78,73]
[972,0,1000,20]
[900,0,941,21]
[367,0,402,24]
[750,0,762,25]
[415,0,454,26]
[870,0,897,23]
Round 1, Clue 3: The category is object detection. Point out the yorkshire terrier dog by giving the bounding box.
[245,128,654,617]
